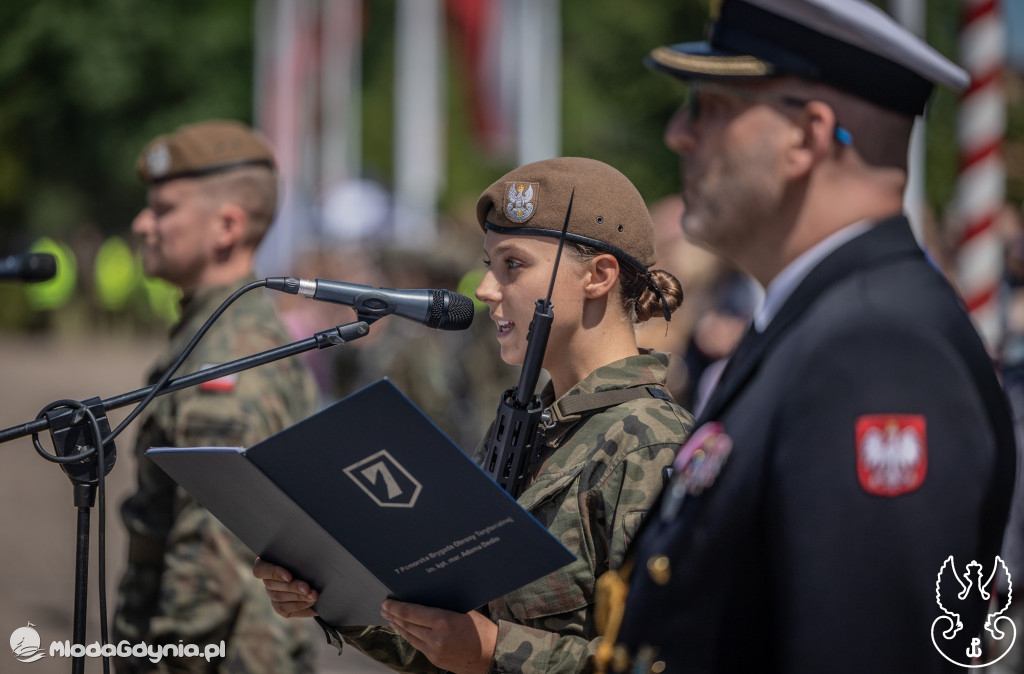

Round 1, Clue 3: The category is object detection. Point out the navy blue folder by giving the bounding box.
[147,378,576,626]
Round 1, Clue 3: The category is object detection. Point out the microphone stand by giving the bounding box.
[0,319,372,674]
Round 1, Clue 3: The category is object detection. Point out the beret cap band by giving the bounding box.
[483,221,650,274]
[147,158,276,185]
[136,120,277,185]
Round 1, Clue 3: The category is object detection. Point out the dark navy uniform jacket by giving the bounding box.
[619,215,1017,673]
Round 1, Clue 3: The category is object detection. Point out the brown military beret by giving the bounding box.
[475,157,656,271]
[135,120,276,184]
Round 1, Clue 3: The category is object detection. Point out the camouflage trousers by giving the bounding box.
[113,503,317,673]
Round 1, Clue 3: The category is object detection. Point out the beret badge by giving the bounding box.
[146,143,172,178]
[506,182,537,223]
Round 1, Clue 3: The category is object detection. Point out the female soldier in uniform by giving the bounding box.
[254,157,694,674]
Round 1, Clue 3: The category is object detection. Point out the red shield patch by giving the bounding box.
[855,414,927,496]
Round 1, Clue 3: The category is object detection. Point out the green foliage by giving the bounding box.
[0,0,256,243]
[360,0,397,184]
[0,0,1002,254]
[561,0,707,203]
[923,0,965,215]
[357,0,708,218]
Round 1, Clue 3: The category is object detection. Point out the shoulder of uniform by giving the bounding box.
[597,392,693,439]
[576,396,690,489]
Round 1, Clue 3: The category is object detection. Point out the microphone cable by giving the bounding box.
[32,398,111,673]
[27,272,464,665]
[104,279,268,446]
[29,278,267,673]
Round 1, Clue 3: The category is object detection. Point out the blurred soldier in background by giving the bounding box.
[636,194,761,410]
[635,194,722,403]
[680,269,760,416]
[113,120,319,673]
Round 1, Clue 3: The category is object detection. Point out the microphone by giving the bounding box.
[266,277,475,331]
[0,253,57,282]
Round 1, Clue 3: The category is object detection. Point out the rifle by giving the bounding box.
[482,190,574,498]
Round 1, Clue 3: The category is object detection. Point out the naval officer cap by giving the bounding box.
[646,0,969,116]
[136,120,277,184]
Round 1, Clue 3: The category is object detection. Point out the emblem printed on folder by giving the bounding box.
[506,182,537,223]
[344,449,422,508]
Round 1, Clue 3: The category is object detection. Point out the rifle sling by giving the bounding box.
[552,385,671,420]
[542,386,673,450]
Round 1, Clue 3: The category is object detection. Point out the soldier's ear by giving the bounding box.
[212,202,248,252]
[584,254,620,299]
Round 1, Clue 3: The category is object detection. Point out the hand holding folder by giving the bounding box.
[148,379,576,626]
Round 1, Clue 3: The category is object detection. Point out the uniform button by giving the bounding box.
[651,661,667,673]
[646,555,671,585]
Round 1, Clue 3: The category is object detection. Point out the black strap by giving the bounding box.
[541,385,672,451]
[554,386,670,419]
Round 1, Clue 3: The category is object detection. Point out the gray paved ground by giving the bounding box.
[0,333,390,673]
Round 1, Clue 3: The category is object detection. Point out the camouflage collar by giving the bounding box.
[540,350,673,446]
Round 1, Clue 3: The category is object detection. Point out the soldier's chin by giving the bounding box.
[680,211,705,240]
[681,214,727,257]
[499,344,524,367]
[140,257,163,279]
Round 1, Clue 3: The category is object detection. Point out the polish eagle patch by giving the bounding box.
[855,414,927,496]
[505,182,536,223]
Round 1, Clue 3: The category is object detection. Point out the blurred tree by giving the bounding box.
[924,0,968,216]
[922,0,1024,215]
[561,0,708,203]
[0,0,1006,256]
[0,0,256,246]
[358,0,709,218]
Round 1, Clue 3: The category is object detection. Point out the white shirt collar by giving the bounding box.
[753,220,873,332]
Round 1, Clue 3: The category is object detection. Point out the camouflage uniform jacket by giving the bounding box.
[114,276,319,673]
[317,351,693,673]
